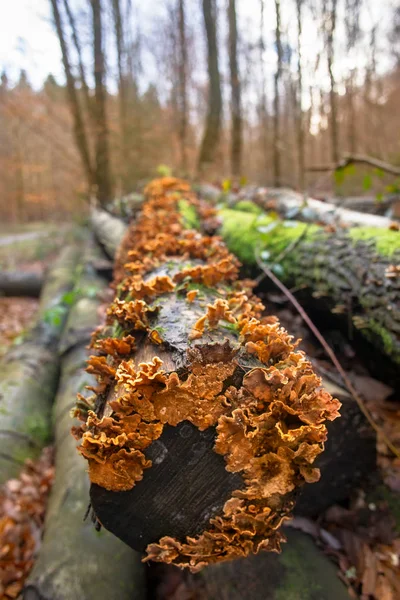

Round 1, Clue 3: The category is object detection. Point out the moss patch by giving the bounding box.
[349,226,400,257]
[178,199,200,230]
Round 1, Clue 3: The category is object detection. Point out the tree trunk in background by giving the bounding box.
[326,0,339,163]
[91,0,112,205]
[198,0,222,174]
[50,0,94,190]
[112,0,129,192]
[346,70,357,153]
[273,0,283,186]
[228,0,242,178]
[177,0,188,174]
[259,0,269,182]
[296,0,305,190]
[63,0,93,127]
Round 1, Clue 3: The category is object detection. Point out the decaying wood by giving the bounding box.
[0,270,43,297]
[24,242,145,600]
[0,246,80,483]
[77,177,340,572]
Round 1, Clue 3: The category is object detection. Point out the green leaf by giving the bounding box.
[373,168,385,179]
[376,192,383,203]
[363,174,372,191]
[61,290,77,305]
[239,175,248,187]
[222,179,231,192]
[156,164,172,177]
[334,167,346,186]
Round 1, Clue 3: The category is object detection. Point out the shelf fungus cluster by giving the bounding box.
[72,177,341,572]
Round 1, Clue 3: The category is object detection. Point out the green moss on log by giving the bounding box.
[219,207,400,365]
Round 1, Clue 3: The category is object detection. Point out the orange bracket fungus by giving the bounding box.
[73,177,341,572]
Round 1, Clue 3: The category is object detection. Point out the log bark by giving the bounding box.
[90,205,127,259]
[77,177,340,572]
[183,527,351,600]
[199,184,397,229]
[220,204,400,368]
[0,271,42,297]
[0,246,79,482]
[24,241,145,600]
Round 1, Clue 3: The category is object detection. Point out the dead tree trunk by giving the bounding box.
[296,0,305,189]
[24,242,145,600]
[228,0,242,178]
[220,204,400,367]
[76,177,339,573]
[0,246,80,482]
[91,0,113,205]
[198,0,222,175]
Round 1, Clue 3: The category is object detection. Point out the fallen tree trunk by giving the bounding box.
[90,204,128,259]
[219,205,400,368]
[75,177,342,573]
[182,527,350,600]
[24,240,145,600]
[0,271,43,297]
[0,246,80,482]
[90,202,400,369]
[198,184,397,229]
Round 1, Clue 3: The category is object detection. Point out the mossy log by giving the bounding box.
[89,193,377,518]
[219,204,400,368]
[183,527,351,600]
[0,271,43,297]
[197,183,397,229]
[24,242,145,600]
[76,177,341,573]
[0,246,80,482]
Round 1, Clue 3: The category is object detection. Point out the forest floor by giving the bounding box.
[0,224,399,599]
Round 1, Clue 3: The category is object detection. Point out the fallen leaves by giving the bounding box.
[0,297,38,358]
[0,447,54,599]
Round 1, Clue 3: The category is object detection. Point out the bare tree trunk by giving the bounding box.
[91,0,112,205]
[228,0,242,178]
[50,0,93,189]
[198,0,222,174]
[296,0,305,190]
[259,0,269,182]
[112,0,129,192]
[62,0,93,125]
[326,0,339,163]
[273,0,283,186]
[346,70,357,153]
[177,0,188,174]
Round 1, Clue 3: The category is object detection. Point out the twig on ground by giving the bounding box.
[254,249,400,459]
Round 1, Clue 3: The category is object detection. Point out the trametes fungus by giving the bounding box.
[73,177,341,572]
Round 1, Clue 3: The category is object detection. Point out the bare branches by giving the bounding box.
[307,154,400,177]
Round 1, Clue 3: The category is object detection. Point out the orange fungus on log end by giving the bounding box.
[73,176,341,571]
